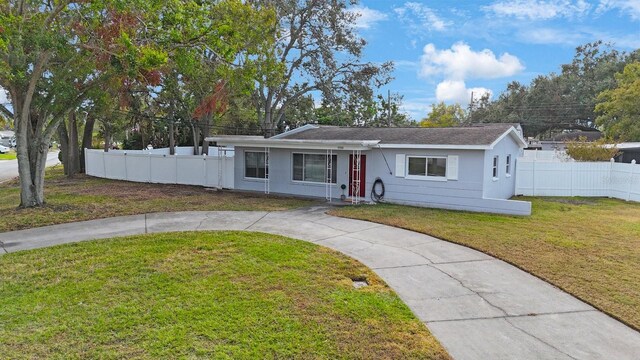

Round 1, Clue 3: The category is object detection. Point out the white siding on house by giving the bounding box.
[233,147,351,199]
[232,133,531,215]
[483,133,523,199]
[366,147,530,215]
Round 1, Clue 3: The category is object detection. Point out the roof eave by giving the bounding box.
[205,136,379,151]
[488,127,527,149]
[376,144,490,150]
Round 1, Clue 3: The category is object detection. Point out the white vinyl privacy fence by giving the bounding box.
[85,148,234,189]
[516,158,639,201]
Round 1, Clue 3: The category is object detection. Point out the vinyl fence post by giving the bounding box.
[610,158,615,199]
[204,155,208,187]
[629,160,636,201]
[175,154,178,184]
[570,161,574,197]
[102,151,107,178]
[532,158,536,196]
[123,152,128,181]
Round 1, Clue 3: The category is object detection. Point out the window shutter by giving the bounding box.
[395,154,405,177]
[446,155,458,180]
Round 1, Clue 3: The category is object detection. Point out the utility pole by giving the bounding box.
[387,89,391,127]
[468,91,474,125]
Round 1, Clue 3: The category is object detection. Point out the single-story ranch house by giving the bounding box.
[207,123,532,215]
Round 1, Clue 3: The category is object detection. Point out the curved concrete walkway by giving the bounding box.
[1,206,639,360]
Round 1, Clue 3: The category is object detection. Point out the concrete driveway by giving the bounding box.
[0,207,639,359]
[0,151,60,183]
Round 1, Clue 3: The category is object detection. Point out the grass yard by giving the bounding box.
[0,150,17,160]
[330,198,640,330]
[0,231,450,359]
[0,166,314,232]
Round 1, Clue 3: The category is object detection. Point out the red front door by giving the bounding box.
[349,154,366,197]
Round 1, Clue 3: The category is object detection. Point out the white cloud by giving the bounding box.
[394,60,420,70]
[394,2,451,34]
[597,0,640,20]
[347,5,388,29]
[518,27,586,45]
[602,32,640,48]
[435,80,492,105]
[420,42,524,80]
[519,26,640,48]
[484,0,591,20]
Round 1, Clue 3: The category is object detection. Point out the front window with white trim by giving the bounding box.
[505,155,511,176]
[492,156,499,179]
[293,153,337,183]
[245,151,268,179]
[406,156,447,179]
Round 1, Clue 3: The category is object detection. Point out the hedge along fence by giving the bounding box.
[85,148,235,189]
[516,157,640,202]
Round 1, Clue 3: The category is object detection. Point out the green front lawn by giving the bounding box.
[0,167,314,232]
[330,198,640,330]
[0,150,17,160]
[0,231,450,359]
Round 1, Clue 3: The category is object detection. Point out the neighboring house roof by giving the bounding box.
[604,142,640,150]
[207,123,526,150]
[552,131,602,142]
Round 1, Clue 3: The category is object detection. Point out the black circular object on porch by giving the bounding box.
[371,177,385,202]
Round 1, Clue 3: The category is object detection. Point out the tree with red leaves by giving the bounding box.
[0,1,170,207]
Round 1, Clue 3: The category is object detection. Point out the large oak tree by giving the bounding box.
[250,0,392,137]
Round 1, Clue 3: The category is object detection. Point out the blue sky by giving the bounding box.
[1,1,638,123]
[350,0,640,120]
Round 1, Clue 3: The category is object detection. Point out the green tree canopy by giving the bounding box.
[595,62,640,141]
[420,102,465,128]
[250,0,392,136]
[470,41,638,137]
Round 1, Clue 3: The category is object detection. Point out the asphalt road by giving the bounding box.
[0,151,60,183]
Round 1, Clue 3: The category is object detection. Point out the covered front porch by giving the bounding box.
[206,135,381,204]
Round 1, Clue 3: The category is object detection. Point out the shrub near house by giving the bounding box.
[566,136,620,161]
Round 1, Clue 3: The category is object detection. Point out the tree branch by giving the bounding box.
[21,50,52,123]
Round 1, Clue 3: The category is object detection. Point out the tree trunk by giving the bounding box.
[80,114,96,173]
[262,100,273,138]
[140,118,147,150]
[201,113,212,155]
[66,111,80,177]
[169,98,176,155]
[169,121,175,155]
[57,122,70,175]
[103,126,111,152]
[15,112,55,208]
[191,123,200,155]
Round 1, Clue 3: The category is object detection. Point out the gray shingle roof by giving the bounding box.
[279,123,516,146]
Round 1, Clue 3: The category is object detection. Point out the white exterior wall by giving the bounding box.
[371,147,530,215]
[483,134,524,199]
[233,147,350,200]
[366,148,483,202]
[233,145,531,215]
